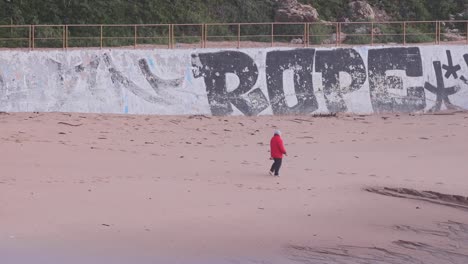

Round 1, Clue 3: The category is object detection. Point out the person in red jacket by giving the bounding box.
[269,130,287,177]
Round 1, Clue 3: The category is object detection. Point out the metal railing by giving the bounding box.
[0,21,467,50]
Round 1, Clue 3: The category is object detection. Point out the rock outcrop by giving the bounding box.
[346,1,375,21]
[274,0,320,22]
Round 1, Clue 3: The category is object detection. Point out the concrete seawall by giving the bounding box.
[0,46,467,115]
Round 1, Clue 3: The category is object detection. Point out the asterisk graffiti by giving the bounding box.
[424,61,463,112]
[442,50,461,79]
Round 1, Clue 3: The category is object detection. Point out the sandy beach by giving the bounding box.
[1,111,468,263]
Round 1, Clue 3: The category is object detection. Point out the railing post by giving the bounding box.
[62,25,65,49]
[271,23,274,47]
[170,24,174,49]
[173,24,176,49]
[62,25,68,49]
[100,25,103,49]
[204,24,208,48]
[403,22,406,46]
[32,25,35,50]
[336,22,340,46]
[134,25,137,49]
[237,23,241,49]
[167,24,171,49]
[437,21,440,44]
[200,24,204,48]
[201,24,206,48]
[306,23,309,47]
[29,25,32,50]
[340,22,342,46]
[466,21,468,45]
[371,22,374,46]
[303,23,306,47]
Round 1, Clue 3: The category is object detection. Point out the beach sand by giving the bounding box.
[1,112,467,263]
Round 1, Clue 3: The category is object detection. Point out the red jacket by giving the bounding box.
[270,135,287,159]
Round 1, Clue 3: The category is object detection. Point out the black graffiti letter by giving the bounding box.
[0,72,4,90]
[266,49,317,115]
[138,59,183,91]
[103,54,168,105]
[368,47,425,113]
[315,48,367,113]
[191,51,269,116]
[460,54,468,85]
[0,72,4,103]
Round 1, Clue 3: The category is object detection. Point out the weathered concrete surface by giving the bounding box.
[0,46,467,116]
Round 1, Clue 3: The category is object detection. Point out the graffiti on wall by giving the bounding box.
[0,46,467,115]
[192,47,467,116]
[191,51,269,116]
[0,52,186,112]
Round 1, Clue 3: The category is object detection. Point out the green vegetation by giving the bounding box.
[0,0,276,25]
[1,0,466,25]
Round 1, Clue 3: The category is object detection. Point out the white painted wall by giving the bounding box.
[0,46,467,115]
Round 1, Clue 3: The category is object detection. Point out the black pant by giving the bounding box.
[270,158,282,176]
